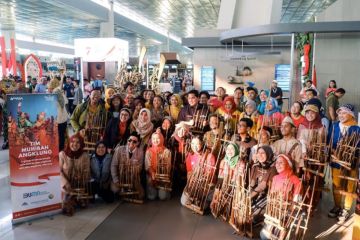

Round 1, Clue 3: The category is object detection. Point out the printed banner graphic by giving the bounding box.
[7,94,61,223]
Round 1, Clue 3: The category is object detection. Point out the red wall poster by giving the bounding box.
[7,94,61,224]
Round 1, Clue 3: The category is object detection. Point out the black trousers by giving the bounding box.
[91,181,114,203]
[58,122,67,151]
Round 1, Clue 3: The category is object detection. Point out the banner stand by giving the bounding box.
[12,209,61,225]
[7,94,62,224]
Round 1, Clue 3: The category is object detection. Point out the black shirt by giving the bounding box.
[270,87,283,105]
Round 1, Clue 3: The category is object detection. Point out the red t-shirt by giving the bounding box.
[291,115,305,128]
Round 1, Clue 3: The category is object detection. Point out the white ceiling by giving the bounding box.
[0,0,338,61]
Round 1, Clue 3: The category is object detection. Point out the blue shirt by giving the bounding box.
[34,83,47,93]
[328,121,360,168]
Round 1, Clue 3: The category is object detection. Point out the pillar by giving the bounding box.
[99,0,116,85]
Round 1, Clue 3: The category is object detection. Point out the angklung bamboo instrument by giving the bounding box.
[68,157,92,202]
[211,169,236,221]
[262,181,313,240]
[211,139,245,222]
[229,176,253,237]
[267,117,282,144]
[330,132,360,198]
[183,143,219,215]
[154,151,173,192]
[84,110,106,152]
[302,129,328,208]
[118,160,143,203]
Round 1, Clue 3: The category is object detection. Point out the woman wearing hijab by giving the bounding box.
[104,87,116,110]
[260,154,302,240]
[328,104,360,221]
[131,108,154,148]
[257,97,284,128]
[250,126,273,163]
[165,94,182,122]
[270,154,302,201]
[250,145,277,200]
[60,133,90,216]
[257,90,269,115]
[145,132,172,200]
[239,99,259,138]
[104,107,132,151]
[211,142,243,220]
[90,141,114,203]
[215,96,241,135]
[249,145,277,225]
[296,104,326,210]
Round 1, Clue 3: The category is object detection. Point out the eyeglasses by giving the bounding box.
[128,139,138,144]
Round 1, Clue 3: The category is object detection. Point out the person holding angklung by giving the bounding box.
[60,133,90,216]
[145,132,172,201]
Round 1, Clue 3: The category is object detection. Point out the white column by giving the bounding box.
[231,0,283,29]
[217,0,237,30]
[99,0,116,85]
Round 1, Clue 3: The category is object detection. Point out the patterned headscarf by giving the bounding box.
[224,142,240,169]
[132,108,154,138]
[64,133,85,159]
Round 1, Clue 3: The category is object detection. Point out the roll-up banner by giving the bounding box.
[7,94,61,224]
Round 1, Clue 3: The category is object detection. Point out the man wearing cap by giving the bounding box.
[272,116,303,174]
[270,80,283,111]
[326,88,346,122]
[328,104,360,222]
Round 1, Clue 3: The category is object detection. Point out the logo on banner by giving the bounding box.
[23,190,49,199]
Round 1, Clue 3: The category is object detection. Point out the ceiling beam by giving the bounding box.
[55,0,183,49]
[220,21,360,42]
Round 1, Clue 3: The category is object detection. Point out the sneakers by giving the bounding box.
[328,206,341,218]
[337,209,350,222]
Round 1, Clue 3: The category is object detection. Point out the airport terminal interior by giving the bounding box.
[1,0,360,239]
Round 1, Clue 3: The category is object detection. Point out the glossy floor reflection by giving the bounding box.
[87,190,354,240]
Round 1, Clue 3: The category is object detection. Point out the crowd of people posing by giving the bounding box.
[47,76,359,239]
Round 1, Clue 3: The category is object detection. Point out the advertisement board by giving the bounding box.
[7,94,61,223]
[74,38,129,62]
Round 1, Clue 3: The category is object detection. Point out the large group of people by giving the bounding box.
[1,74,359,239]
